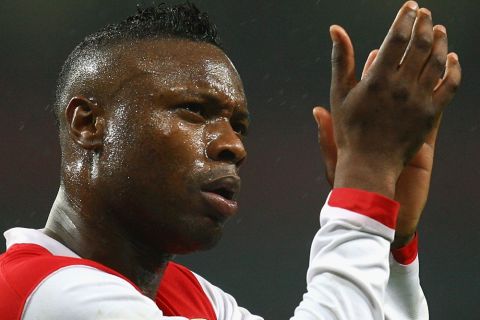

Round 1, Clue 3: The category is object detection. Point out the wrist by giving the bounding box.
[391,232,419,265]
[334,153,401,199]
[391,232,415,249]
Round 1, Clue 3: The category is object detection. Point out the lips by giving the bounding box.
[200,176,240,220]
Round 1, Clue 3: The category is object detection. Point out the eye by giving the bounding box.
[181,104,203,115]
[232,123,248,136]
[176,103,205,122]
[182,104,203,114]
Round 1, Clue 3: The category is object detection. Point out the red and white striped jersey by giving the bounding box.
[0,188,428,319]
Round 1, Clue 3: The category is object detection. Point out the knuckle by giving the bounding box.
[431,54,447,70]
[366,76,386,93]
[414,35,433,51]
[331,55,345,67]
[389,30,410,45]
[447,78,460,93]
[331,44,346,67]
[391,85,410,103]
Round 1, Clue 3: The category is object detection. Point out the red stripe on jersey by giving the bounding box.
[0,244,216,320]
[328,188,399,229]
[0,244,141,320]
[391,232,419,265]
[157,262,217,320]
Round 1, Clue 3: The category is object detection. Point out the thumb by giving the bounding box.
[330,25,356,107]
[313,106,337,186]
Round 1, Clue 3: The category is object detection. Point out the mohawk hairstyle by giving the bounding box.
[54,2,220,123]
[82,2,220,49]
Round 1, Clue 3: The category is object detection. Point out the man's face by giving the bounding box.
[95,39,248,254]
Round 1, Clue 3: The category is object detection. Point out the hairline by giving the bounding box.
[54,35,228,123]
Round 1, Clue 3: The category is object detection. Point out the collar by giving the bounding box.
[4,227,80,258]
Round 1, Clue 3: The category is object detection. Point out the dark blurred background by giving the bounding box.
[1,0,478,319]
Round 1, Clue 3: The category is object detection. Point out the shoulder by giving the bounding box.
[22,265,164,320]
[0,244,164,320]
[0,243,138,298]
[0,244,87,319]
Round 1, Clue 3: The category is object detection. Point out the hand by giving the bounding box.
[326,1,460,199]
[314,2,461,247]
[315,108,449,247]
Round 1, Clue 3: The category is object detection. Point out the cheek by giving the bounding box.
[149,111,208,177]
[97,108,222,247]
[103,110,208,190]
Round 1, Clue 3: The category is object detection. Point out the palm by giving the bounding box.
[394,142,434,240]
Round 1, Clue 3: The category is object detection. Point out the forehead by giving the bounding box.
[109,39,246,104]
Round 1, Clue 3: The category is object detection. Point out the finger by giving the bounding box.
[433,52,461,111]
[313,106,337,186]
[361,49,379,80]
[399,8,434,78]
[373,1,418,70]
[329,25,356,106]
[419,25,448,89]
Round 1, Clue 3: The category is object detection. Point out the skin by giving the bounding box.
[41,0,461,306]
[44,38,249,298]
[313,1,461,247]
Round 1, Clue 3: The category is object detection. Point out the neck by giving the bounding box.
[44,186,172,299]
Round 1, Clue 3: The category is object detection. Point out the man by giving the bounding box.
[0,1,461,319]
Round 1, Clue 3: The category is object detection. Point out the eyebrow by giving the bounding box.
[163,87,250,121]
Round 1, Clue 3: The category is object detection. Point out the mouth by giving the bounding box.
[200,176,241,219]
[207,187,235,200]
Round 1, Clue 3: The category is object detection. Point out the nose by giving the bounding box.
[206,122,247,167]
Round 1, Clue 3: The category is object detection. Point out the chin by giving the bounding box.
[167,225,224,254]
[128,203,228,255]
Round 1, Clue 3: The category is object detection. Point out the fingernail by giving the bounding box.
[329,25,339,42]
[312,109,321,126]
[435,25,447,34]
[419,8,431,16]
[405,1,418,11]
[451,52,459,61]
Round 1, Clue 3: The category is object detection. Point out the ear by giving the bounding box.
[65,97,105,150]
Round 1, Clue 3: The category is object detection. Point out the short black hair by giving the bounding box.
[54,2,220,124]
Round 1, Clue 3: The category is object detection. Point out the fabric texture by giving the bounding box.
[0,243,216,320]
[0,189,428,320]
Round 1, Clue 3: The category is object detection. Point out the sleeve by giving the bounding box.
[193,273,264,320]
[194,188,405,320]
[291,188,399,320]
[22,265,187,320]
[385,233,429,319]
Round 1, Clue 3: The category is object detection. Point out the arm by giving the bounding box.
[312,2,461,318]
[197,3,461,319]
[187,189,400,320]
[24,3,461,320]
[386,234,428,320]
[292,188,399,320]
